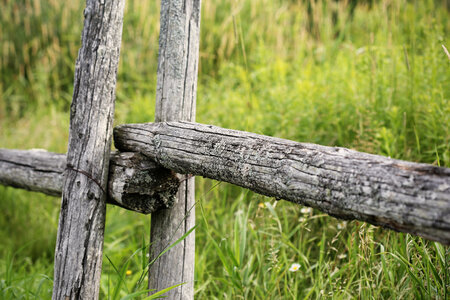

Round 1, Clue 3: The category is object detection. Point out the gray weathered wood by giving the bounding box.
[149,0,201,298]
[114,121,450,245]
[0,149,65,197]
[0,149,179,214]
[52,1,125,299]
[108,151,179,214]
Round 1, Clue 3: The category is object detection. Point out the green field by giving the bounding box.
[0,0,449,298]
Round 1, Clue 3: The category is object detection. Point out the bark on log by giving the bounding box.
[114,121,450,245]
[53,1,125,299]
[0,149,179,214]
[148,0,201,298]
[108,151,179,213]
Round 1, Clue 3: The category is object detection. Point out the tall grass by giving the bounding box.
[0,0,449,298]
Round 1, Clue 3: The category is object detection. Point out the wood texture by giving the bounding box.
[0,149,65,197]
[149,0,201,298]
[52,1,125,299]
[114,121,450,245]
[108,151,179,214]
[0,149,179,214]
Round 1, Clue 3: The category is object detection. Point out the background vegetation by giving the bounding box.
[0,0,448,298]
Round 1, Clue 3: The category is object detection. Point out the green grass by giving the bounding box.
[0,0,449,298]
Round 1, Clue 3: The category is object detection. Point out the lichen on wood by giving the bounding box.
[53,1,126,299]
[108,151,179,213]
[114,121,450,245]
[148,0,201,298]
[0,149,179,214]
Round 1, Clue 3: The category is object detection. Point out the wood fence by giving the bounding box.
[0,149,179,214]
[0,0,449,299]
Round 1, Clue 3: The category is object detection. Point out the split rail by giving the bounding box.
[0,1,449,299]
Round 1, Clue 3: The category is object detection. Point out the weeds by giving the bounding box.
[0,0,449,298]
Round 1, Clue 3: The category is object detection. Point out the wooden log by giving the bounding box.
[148,0,201,298]
[114,121,450,245]
[0,149,65,197]
[0,149,179,214]
[108,151,179,214]
[52,1,125,299]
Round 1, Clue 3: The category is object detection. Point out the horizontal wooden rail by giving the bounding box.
[114,121,450,244]
[0,149,179,214]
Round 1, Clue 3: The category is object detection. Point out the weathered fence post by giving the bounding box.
[149,0,201,298]
[52,1,125,299]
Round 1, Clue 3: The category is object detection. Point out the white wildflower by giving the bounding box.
[300,207,312,214]
[288,263,301,272]
[337,221,347,230]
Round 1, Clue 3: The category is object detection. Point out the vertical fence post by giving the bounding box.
[52,1,125,299]
[149,0,201,298]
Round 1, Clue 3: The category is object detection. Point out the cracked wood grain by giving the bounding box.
[52,1,125,299]
[0,149,179,214]
[114,121,450,245]
[149,0,201,299]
